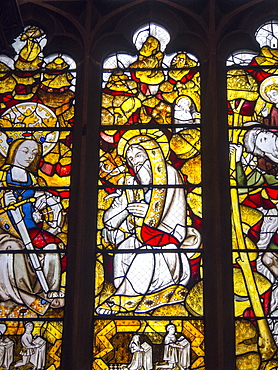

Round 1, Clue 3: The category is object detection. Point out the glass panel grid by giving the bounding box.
[94,22,204,370]
[228,20,278,369]
[0,25,75,369]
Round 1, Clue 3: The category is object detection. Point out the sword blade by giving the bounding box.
[10,208,49,294]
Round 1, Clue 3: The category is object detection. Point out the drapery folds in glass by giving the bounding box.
[93,23,204,370]
[0,25,75,370]
[228,20,278,370]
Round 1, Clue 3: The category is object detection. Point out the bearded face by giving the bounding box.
[126,145,152,185]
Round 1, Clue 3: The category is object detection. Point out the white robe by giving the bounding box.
[0,231,60,311]
[163,334,190,369]
[128,339,152,370]
[104,164,191,296]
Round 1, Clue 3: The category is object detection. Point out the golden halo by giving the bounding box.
[117,129,169,159]
[260,76,278,102]
[0,102,59,157]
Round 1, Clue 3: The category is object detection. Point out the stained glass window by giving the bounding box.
[0,25,75,369]
[94,23,204,370]
[227,20,278,369]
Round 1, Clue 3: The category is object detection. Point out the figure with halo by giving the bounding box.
[259,76,278,126]
[97,130,201,315]
[0,138,65,314]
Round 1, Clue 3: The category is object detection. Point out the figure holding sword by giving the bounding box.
[0,139,65,314]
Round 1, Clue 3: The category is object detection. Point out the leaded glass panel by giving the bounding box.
[93,320,204,370]
[94,23,204,370]
[0,25,75,369]
[228,20,278,369]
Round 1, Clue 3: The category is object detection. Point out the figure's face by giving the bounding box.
[256,131,277,153]
[140,37,159,57]
[126,145,152,185]
[267,89,278,104]
[177,98,191,111]
[168,326,175,334]
[14,140,38,168]
[174,98,192,120]
[171,53,197,69]
[25,323,33,333]
[172,54,187,68]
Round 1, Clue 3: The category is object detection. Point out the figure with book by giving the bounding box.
[157,324,190,370]
[128,335,152,370]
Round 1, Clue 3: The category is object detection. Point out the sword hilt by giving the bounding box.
[0,197,36,214]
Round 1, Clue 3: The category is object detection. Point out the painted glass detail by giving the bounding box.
[94,23,203,370]
[228,20,278,369]
[93,320,204,370]
[0,26,75,369]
